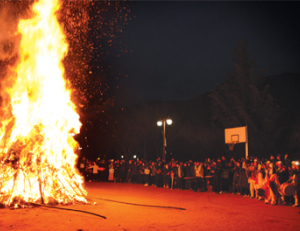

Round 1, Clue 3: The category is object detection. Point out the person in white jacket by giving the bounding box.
[194,162,204,192]
[88,162,99,182]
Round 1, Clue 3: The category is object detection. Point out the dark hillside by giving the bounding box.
[262,72,300,154]
[105,72,300,161]
[263,72,300,123]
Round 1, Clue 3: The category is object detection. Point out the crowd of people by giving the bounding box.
[79,154,300,208]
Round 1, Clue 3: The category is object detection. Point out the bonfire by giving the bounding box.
[0,0,87,207]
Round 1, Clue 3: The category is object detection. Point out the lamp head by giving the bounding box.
[166,118,172,125]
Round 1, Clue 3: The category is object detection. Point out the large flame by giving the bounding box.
[0,0,87,206]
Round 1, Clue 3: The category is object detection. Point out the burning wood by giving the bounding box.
[0,0,87,207]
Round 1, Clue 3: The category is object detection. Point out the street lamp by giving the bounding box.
[157,117,172,161]
[166,118,172,125]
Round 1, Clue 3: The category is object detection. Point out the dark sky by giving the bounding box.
[107,1,300,108]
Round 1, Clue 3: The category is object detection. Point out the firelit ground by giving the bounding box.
[1,182,299,231]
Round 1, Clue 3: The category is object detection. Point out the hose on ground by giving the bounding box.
[88,197,186,210]
[29,202,107,219]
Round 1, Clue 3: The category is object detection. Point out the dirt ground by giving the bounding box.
[1,182,300,231]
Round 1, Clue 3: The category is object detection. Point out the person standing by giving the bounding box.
[202,161,208,192]
[293,162,300,212]
[163,163,170,188]
[96,158,101,182]
[194,162,201,192]
[238,162,248,196]
[198,162,204,192]
[132,161,138,183]
[126,160,133,183]
[171,162,178,189]
[119,160,126,183]
[108,161,114,182]
[213,161,222,193]
[150,162,156,186]
[270,155,276,165]
[144,163,151,186]
[155,162,163,187]
[85,159,92,182]
[101,159,108,182]
[79,156,87,181]
[284,154,291,169]
[232,161,240,194]
[276,161,291,204]
[138,161,144,184]
[182,162,187,189]
[265,163,278,205]
[185,161,194,190]
[248,165,256,198]
[177,163,184,189]
[290,162,299,207]
[88,161,99,182]
[114,160,120,182]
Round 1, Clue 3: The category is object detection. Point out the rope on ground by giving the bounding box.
[29,202,107,219]
[88,197,186,210]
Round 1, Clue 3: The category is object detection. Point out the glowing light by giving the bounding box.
[166,119,172,125]
[0,0,86,206]
[157,121,162,126]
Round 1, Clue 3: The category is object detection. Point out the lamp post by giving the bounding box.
[157,117,172,161]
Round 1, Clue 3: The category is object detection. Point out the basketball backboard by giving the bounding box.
[224,126,247,144]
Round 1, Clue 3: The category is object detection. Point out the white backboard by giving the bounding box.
[225,126,247,144]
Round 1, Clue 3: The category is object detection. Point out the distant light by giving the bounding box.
[166,119,172,125]
[133,155,137,159]
[121,155,124,159]
[78,147,82,150]
[157,121,162,126]
[70,133,75,137]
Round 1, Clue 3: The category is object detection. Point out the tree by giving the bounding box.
[209,39,281,156]
[110,117,143,160]
[289,119,300,158]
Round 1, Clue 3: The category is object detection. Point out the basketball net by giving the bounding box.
[228,142,237,151]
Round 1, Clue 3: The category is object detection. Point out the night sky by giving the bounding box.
[106,1,300,108]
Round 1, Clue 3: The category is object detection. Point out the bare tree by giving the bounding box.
[110,118,143,160]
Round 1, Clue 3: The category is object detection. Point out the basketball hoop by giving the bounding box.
[228,142,237,151]
[224,126,248,157]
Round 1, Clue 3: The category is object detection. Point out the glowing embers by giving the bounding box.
[0,0,86,207]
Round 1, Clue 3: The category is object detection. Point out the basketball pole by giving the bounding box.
[245,126,248,159]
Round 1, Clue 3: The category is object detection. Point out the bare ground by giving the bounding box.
[1,182,300,231]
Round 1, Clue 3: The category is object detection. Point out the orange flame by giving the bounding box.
[0,0,86,206]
